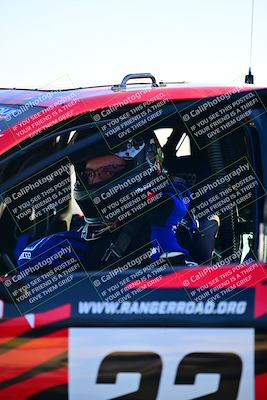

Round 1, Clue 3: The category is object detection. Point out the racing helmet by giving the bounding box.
[70,130,164,222]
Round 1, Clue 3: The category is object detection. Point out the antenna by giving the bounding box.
[245,0,255,84]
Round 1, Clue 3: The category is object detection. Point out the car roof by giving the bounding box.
[0,81,265,156]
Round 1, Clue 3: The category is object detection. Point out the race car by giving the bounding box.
[0,73,267,399]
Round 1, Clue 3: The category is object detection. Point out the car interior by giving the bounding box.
[0,101,264,275]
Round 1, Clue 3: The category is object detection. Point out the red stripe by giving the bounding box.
[0,365,67,400]
[0,316,31,346]
[35,304,71,326]
[0,304,71,346]
[0,328,68,383]
[127,264,267,289]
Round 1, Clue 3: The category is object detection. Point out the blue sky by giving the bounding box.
[1,0,266,89]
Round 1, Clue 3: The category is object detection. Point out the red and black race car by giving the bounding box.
[0,73,267,399]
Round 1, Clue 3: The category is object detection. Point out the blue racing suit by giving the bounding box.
[17,181,198,270]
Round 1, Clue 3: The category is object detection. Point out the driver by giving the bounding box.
[17,131,218,270]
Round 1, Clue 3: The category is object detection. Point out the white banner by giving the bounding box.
[69,328,254,400]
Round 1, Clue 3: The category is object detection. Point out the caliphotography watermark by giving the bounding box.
[181,247,267,304]
[91,88,178,149]
[1,240,88,314]
[90,240,174,303]
[1,157,73,233]
[186,157,266,231]
[179,88,267,149]
[78,160,181,231]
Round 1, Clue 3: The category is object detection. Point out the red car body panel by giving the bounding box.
[0,84,263,156]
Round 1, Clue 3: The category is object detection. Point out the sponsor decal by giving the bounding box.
[129,266,267,319]
[78,300,247,316]
[69,328,254,400]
